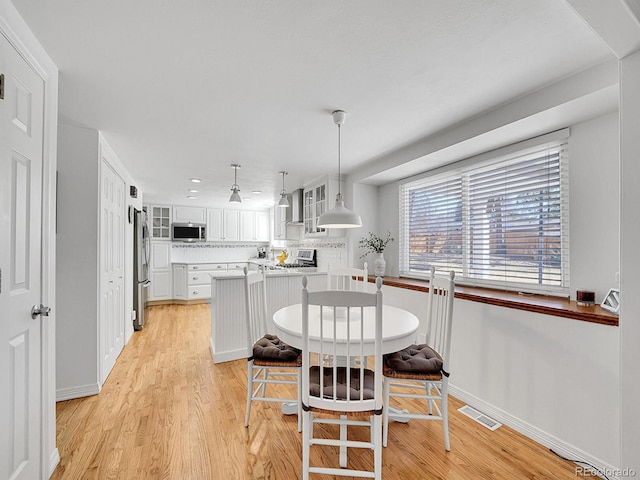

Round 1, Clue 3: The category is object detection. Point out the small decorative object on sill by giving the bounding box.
[359,231,394,277]
[576,289,596,306]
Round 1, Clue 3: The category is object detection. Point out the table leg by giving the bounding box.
[281,402,298,415]
[387,406,411,423]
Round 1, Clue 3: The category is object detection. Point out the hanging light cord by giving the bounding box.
[337,122,342,197]
[232,165,238,190]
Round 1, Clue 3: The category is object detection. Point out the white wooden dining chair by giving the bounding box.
[326,262,369,292]
[301,276,384,480]
[244,267,302,432]
[382,267,455,451]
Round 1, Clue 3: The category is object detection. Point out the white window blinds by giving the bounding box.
[400,142,569,295]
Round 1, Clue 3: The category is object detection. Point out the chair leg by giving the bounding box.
[302,410,311,480]
[339,415,347,468]
[297,366,302,432]
[382,377,390,447]
[373,414,382,480]
[262,367,269,397]
[441,379,451,451]
[245,361,253,427]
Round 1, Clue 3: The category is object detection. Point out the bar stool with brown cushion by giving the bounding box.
[382,267,455,451]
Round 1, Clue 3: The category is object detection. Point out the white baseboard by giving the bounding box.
[56,382,101,402]
[449,384,619,478]
[212,346,246,364]
[48,447,60,477]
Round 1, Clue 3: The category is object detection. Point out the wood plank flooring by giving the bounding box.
[51,304,579,479]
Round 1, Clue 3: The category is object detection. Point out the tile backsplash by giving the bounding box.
[170,237,351,271]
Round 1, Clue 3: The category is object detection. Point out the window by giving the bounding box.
[400,141,569,295]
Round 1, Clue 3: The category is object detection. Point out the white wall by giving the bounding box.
[382,285,620,468]
[347,182,379,269]
[365,112,621,469]
[56,125,140,399]
[56,125,100,395]
[619,50,640,474]
[569,113,620,301]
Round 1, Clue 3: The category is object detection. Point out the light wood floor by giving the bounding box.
[52,304,578,479]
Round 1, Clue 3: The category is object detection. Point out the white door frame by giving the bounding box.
[0,1,59,477]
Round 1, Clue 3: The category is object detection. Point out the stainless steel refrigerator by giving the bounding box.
[133,208,151,330]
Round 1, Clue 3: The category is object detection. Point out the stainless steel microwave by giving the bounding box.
[172,223,206,242]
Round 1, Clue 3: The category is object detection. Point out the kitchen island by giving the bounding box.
[209,270,327,364]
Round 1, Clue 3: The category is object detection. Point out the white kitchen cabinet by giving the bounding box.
[303,176,347,237]
[303,177,328,236]
[207,208,240,241]
[273,204,300,240]
[240,211,256,241]
[173,206,206,224]
[240,210,270,241]
[172,264,187,300]
[149,241,172,300]
[227,262,248,273]
[224,210,240,241]
[149,205,172,239]
[256,211,270,241]
[186,263,227,300]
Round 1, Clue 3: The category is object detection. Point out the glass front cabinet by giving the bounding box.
[150,205,172,239]
[303,177,333,236]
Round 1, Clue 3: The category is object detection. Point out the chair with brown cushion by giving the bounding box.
[301,276,384,480]
[244,267,302,431]
[382,267,455,451]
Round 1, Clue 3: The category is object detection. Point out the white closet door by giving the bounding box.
[100,157,126,383]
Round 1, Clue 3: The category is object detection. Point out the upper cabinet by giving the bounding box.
[149,205,172,239]
[146,204,268,242]
[207,208,240,241]
[256,211,270,242]
[303,177,329,236]
[303,176,346,237]
[173,206,206,224]
[240,210,270,241]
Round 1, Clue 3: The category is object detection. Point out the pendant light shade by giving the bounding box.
[277,171,289,208]
[316,110,362,229]
[229,164,242,203]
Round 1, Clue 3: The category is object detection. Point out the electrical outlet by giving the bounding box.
[131,310,136,321]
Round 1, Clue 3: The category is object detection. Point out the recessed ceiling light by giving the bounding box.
[190,178,201,183]
[188,189,199,193]
[187,196,196,199]
[252,190,262,194]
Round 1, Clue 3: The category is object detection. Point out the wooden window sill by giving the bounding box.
[369,276,618,327]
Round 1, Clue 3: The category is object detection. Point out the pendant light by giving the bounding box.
[229,164,242,203]
[316,110,362,229]
[277,171,289,208]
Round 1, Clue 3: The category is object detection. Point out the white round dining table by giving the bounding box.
[272,303,419,355]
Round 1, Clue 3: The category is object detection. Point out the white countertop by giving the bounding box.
[209,269,326,279]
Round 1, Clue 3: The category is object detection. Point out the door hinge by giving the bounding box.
[0,74,4,100]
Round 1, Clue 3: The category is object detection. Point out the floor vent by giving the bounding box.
[458,405,502,431]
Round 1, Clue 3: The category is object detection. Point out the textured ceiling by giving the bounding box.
[11,0,613,208]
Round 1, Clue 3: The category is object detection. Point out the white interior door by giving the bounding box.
[100,158,125,384]
[0,33,45,480]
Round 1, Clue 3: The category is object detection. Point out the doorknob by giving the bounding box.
[31,304,51,319]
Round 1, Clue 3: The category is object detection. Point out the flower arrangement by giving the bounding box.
[359,231,394,258]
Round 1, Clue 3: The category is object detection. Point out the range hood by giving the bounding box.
[289,188,304,224]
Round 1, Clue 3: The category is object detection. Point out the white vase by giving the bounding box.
[373,252,386,277]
